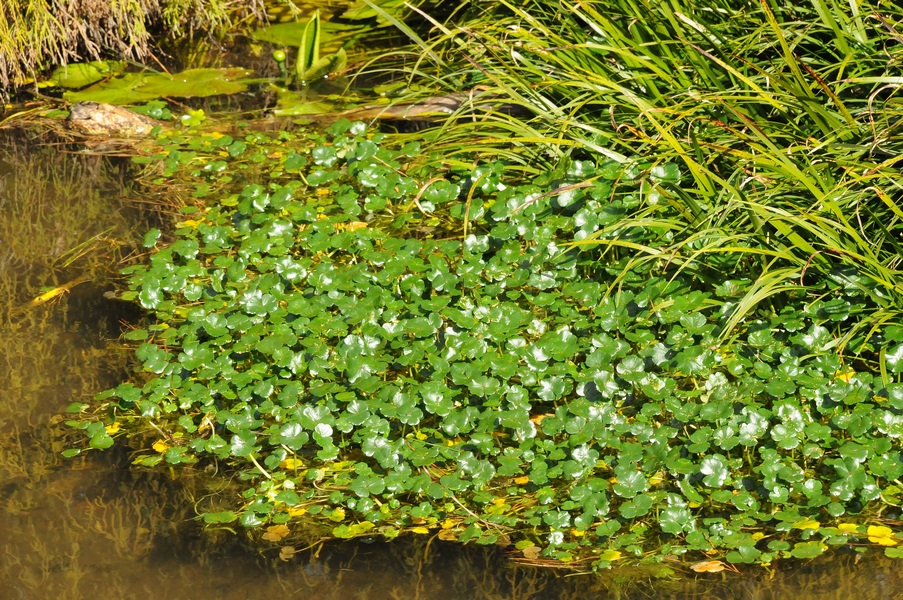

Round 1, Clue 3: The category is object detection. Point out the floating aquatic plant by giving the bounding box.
[65,118,903,570]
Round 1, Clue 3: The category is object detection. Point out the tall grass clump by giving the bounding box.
[389,0,903,360]
[0,0,263,90]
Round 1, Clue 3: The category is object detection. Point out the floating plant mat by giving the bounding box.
[66,119,903,571]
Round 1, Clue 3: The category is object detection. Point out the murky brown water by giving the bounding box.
[2,129,903,600]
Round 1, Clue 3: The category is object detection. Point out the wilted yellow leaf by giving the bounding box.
[152,440,169,453]
[513,476,530,485]
[838,523,859,533]
[438,529,458,541]
[571,529,585,537]
[280,457,304,469]
[441,518,456,529]
[287,506,307,517]
[105,422,121,434]
[792,518,820,530]
[690,560,726,573]
[411,526,430,534]
[279,546,298,562]
[867,525,899,546]
[262,524,290,542]
[521,545,542,560]
[751,532,766,540]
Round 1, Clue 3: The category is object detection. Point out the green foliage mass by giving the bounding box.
[394,0,903,351]
[68,119,903,569]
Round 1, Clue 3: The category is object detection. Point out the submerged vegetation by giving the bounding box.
[24,0,903,576]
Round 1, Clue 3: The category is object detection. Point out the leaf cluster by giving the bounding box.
[67,119,903,569]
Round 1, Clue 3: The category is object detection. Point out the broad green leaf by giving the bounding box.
[65,68,252,104]
[48,61,126,88]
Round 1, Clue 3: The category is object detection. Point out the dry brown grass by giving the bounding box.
[0,0,264,90]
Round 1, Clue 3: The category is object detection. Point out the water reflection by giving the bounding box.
[1,128,902,600]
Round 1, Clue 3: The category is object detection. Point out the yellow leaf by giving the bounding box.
[751,532,766,540]
[27,286,68,307]
[411,526,430,534]
[521,545,542,560]
[279,546,298,562]
[152,440,169,453]
[328,507,346,522]
[599,549,622,561]
[262,524,290,542]
[834,368,855,383]
[336,221,369,232]
[838,523,859,533]
[513,476,530,485]
[691,560,726,573]
[105,422,121,434]
[329,506,345,523]
[280,457,304,469]
[287,506,307,517]
[792,518,820,530]
[867,525,899,546]
[440,518,456,530]
[571,529,585,537]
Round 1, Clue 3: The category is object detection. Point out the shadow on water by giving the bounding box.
[2,129,903,600]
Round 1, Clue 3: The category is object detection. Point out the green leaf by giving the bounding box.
[659,506,694,535]
[203,511,238,524]
[790,541,826,558]
[296,11,321,83]
[886,344,903,374]
[230,431,257,457]
[65,68,252,104]
[49,61,126,88]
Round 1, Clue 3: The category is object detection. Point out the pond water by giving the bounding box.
[2,130,903,600]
